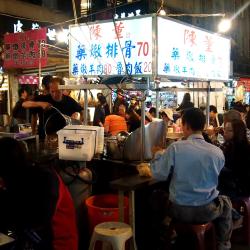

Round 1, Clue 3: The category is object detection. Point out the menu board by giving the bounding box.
[69,16,153,77]
[157,17,231,81]
[4,28,47,69]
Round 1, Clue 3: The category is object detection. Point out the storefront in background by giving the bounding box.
[236,77,250,104]
[0,66,9,113]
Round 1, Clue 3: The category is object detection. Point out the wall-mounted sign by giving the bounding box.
[4,28,47,69]
[69,16,153,77]
[157,16,231,81]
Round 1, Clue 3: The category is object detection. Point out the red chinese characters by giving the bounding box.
[184,29,197,47]
[113,22,125,39]
[204,35,213,52]
[89,25,102,40]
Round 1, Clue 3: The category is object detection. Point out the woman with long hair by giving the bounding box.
[219,119,250,198]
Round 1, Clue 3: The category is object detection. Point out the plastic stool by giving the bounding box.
[88,221,133,250]
[232,197,250,245]
[173,222,216,250]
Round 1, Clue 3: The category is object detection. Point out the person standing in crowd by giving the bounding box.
[230,98,235,109]
[209,105,223,128]
[32,77,83,139]
[126,95,141,132]
[104,104,127,135]
[41,75,53,95]
[113,89,128,114]
[219,119,250,198]
[138,108,232,250]
[11,86,51,131]
[0,137,78,250]
[31,75,53,136]
[93,94,110,127]
[176,93,194,112]
[12,86,30,124]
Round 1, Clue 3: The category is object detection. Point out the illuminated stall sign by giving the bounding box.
[238,78,250,92]
[157,17,231,81]
[69,16,153,77]
[3,28,47,69]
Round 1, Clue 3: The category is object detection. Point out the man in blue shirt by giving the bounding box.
[143,108,232,250]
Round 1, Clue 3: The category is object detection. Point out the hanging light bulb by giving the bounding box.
[218,18,232,33]
[56,29,69,44]
[157,0,167,15]
[159,8,166,15]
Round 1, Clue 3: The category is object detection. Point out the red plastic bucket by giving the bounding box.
[85,194,129,233]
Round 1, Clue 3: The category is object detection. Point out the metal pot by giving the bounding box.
[105,132,129,160]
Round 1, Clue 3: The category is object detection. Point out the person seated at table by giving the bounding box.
[0,137,78,250]
[137,108,232,250]
[104,104,128,136]
[160,108,174,125]
[219,119,250,198]
[219,109,250,141]
[159,108,177,134]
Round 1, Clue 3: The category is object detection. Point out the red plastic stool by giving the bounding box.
[173,222,216,250]
[232,197,250,246]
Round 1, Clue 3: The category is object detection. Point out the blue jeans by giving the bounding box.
[168,195,233,250]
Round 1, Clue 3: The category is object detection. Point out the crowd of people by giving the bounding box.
[137,95,250,250]
[2,78,250,249]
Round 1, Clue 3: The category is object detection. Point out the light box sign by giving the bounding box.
[157,17,231,81]
[69,16,153,77]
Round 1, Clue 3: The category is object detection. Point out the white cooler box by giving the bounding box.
[57,125,104,161]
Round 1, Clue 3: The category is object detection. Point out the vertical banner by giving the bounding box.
[3,28,47,69]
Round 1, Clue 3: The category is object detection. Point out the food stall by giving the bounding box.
[60,13,230,158]
[57,14,231,248]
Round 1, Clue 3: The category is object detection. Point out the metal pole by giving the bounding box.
[140,78,148,162]
[156,90,159,118]
[39,43,42,86]
[206,81,211,127]
[84,89,88,125]
[71,0,78,24]
[140,95,145,162]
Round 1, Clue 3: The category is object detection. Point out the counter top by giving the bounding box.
[110,174,157,192]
